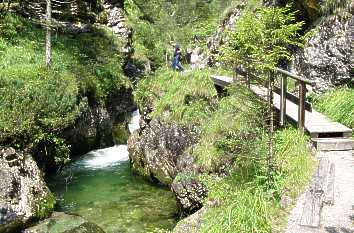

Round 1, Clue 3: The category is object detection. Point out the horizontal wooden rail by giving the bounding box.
[276,68,315,85]
[234,67,315,131]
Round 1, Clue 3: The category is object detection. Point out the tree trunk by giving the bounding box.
[267,70,274,180]
[45,0,51,67]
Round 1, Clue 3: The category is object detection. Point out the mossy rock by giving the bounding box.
[24,212,105,233]
[34,192,56,220]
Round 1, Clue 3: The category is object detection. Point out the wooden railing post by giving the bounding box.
[280,75,287,127]
[298,81,306,131]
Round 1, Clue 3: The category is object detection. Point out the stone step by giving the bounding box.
[312,138,353,151]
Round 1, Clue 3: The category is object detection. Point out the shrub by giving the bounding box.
[0,14,130,163]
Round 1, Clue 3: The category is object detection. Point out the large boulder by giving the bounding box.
[0,148,55,233]
[127,119,198,185]
[172,207,207,233]
[23,212,105,233]
[293,7,354,91]
[171,179,208,216]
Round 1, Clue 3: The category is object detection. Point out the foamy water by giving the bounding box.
[75,145,129,169]
[128,109,140,133]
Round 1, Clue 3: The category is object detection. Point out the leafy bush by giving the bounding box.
[220,5,304,73]
[0,13,26,42]
[0,14,129,163]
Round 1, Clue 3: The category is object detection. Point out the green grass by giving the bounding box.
[134,69,218,124]
[198,128,315,233]
[0,13,130,162]
[192,86,266,172]
[136,60,314,233]
[312,89,354,132]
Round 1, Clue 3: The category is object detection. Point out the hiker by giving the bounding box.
[190,47,200,70]
[171,45,184,71]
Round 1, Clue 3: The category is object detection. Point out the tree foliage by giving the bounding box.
[0,14,129,164]
[220,6,304,73]
[124,0,236,68]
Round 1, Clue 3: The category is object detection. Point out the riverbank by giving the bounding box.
[47,145,177,233]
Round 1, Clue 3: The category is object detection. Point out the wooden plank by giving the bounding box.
[300,158,329,227]
[298,82,306,132]
[280,75,287,126]
[300,188,323,227]
[211,75,233,87]
[276,68,315,85]
[324,162,335,205]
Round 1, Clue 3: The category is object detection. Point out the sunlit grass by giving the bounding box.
[198,128,315,233]
[313,89,354,132]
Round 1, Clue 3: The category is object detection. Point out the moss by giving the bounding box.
[174,172,198,183]
[35,192,56,220]
[112,123,129,145]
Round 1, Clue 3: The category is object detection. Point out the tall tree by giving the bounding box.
[219,6,304,183]
[45,0,51,67]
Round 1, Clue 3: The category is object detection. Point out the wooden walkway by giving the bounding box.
[211,75,353,146]
[212,74,354,231]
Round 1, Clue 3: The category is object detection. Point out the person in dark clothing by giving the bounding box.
[171,45,184,71]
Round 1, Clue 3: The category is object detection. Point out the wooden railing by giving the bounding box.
[235,68,315,131]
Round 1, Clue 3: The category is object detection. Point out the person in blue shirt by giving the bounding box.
[171,44,184,71]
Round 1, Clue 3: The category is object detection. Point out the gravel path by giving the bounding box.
[285,150,354,233]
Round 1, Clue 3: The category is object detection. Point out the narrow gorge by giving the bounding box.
[0,0,353,233]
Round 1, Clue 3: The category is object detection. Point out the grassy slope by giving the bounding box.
[135,68,315,232]
[199,128,315,233]
[0,14,130,162]
[312,89,354,134]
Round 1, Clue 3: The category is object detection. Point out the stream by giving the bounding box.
[47,111,177,233]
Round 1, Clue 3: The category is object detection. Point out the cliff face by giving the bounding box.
[263,0,354,91]
[293,6,354,91]
[0,148,55,233]
[62,88,135,157]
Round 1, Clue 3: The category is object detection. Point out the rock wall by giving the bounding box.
[128,119,198,185]
[293,8,354,91]
[62,88,135,157]
[206,3,245,66]
[0,148,55,233]
[128,118,210,215]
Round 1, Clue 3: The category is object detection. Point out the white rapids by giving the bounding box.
[70,110,141,170]
[78,145,129,169]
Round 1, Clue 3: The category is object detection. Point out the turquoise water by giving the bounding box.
[47,145,177,233]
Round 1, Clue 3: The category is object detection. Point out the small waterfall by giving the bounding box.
[128,109,140,133]
[76,145,129,169]
[48,109,176,232]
